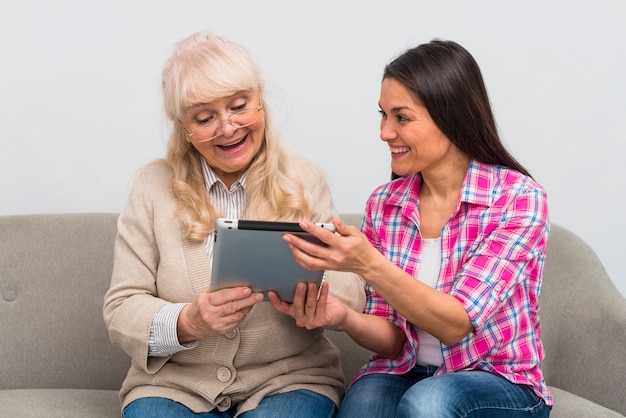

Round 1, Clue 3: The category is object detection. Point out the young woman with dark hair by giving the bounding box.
[272,39,552,417]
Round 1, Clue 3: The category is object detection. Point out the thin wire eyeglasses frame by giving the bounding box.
[180,105,264,143]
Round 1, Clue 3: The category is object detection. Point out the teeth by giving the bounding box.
[220,136,245,148]
[390,147,409,154]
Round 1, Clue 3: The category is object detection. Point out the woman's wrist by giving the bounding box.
[333,305,358,333]
[357,246,391,286]
[176,304,200,343]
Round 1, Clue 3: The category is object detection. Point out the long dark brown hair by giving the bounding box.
[385,40,530,180]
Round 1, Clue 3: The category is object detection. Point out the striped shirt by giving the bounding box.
[148,160,247,356]
[355,160,553,405]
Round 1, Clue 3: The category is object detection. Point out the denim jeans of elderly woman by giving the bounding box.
[337,365,551,418]
[123,389,336,418]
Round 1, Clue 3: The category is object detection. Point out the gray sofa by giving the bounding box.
[1,213,624,417]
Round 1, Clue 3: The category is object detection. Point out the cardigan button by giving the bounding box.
[225,329,237,339]
[217,367,232,382]
[218,396,231,409]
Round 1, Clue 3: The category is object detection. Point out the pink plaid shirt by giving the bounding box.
[354,160,553,405]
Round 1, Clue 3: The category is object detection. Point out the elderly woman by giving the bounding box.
[103,32,364,418]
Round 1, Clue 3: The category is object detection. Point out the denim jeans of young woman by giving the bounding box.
[123,389,337,418]
[337,366,550,418]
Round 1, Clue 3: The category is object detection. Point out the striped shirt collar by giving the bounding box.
[200,158,247,192]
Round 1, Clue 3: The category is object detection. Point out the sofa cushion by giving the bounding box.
[0,213,129,391]
[549,386,625,418]
[2,387,621,418]
[0,389,120,417]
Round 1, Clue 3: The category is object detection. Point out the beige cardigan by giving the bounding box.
[103,159,366,415]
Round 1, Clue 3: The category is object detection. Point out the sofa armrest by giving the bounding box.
[541,224,626,415]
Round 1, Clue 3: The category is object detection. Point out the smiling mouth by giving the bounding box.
[217,134,247,150]
[390,146,410,154]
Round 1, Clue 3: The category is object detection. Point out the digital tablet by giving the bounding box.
[210,218,335,302]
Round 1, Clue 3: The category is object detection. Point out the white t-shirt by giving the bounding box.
[415,237,444,367]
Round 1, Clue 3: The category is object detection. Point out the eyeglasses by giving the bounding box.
[183,105,263,143]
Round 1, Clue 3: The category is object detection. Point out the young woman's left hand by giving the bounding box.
[268,280,350,330]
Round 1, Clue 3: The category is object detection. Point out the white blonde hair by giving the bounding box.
[162,32,311,241]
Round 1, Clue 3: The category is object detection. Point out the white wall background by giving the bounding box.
[1,0,625,296]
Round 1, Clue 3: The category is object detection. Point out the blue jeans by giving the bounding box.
[123,389,336,418]
[337,366,550,418]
